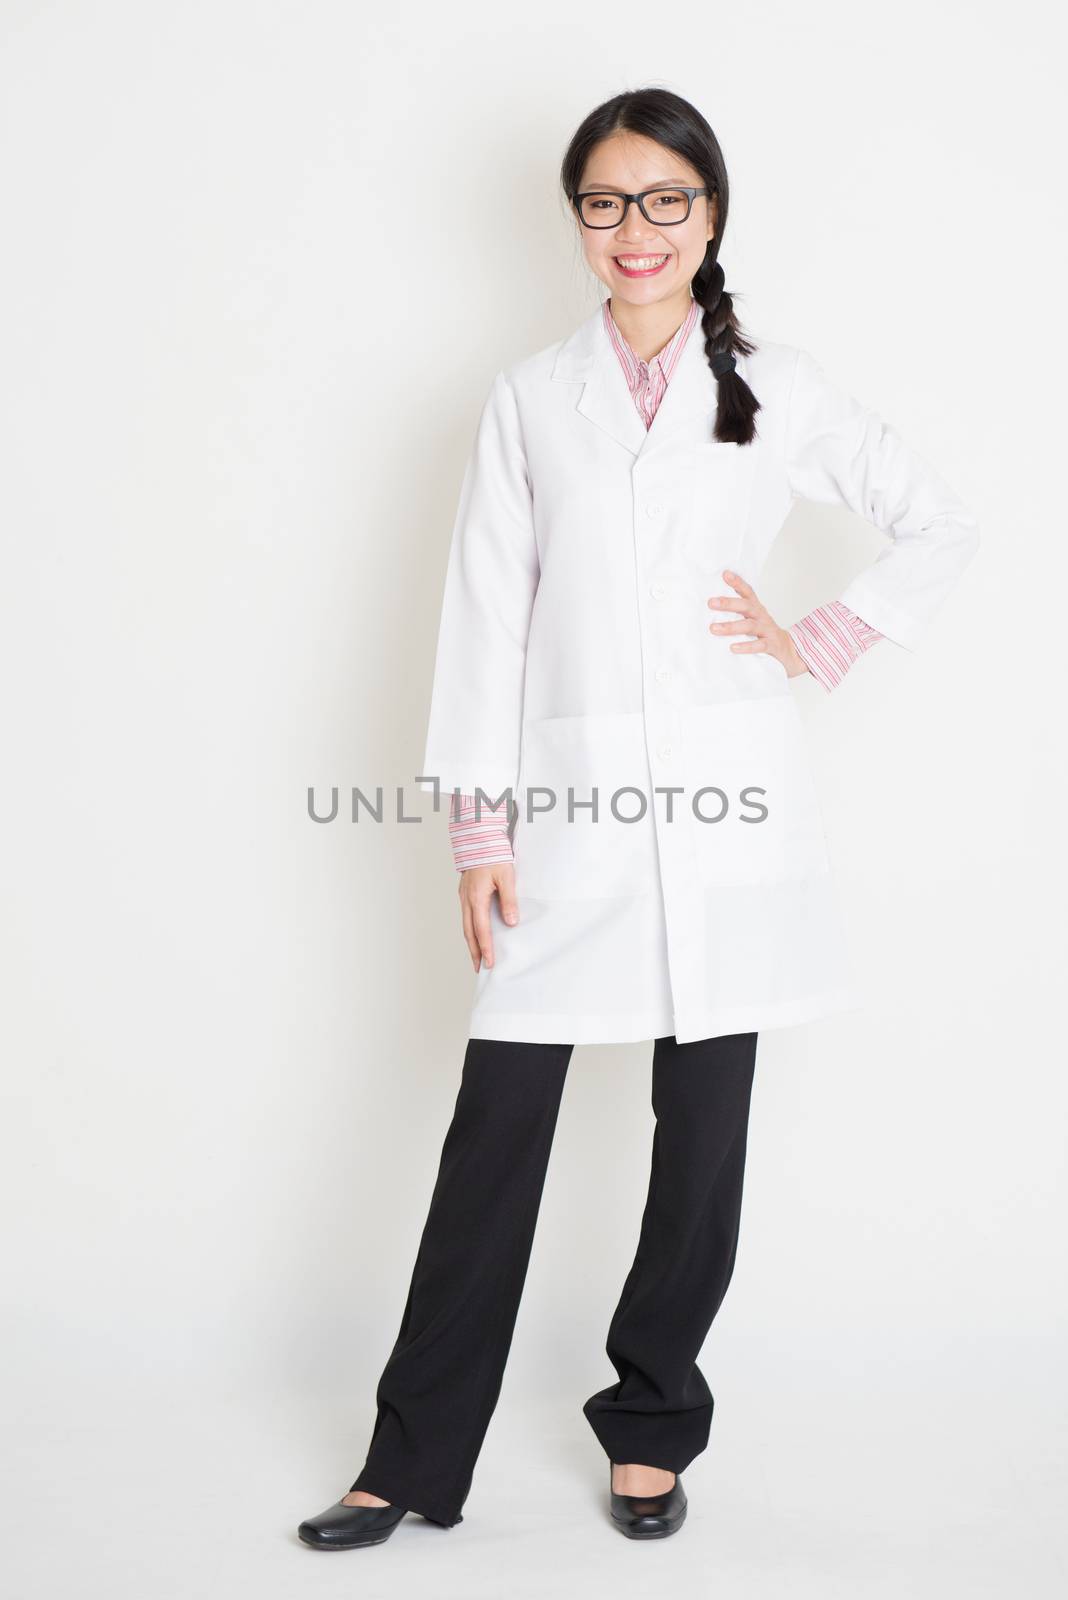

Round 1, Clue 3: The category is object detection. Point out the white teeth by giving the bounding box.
[616,254,669,269]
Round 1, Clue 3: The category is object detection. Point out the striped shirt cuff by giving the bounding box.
[788,601,884,692]
[448,792,515,873]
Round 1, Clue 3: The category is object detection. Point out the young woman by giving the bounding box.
[297,86,979,1550]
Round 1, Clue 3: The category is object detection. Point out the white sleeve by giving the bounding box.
[784,347,980,650]
[416,369,540,799]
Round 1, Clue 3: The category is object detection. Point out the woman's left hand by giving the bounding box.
[708,570,809,679]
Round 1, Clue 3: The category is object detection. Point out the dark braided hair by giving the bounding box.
[560,87,761,446]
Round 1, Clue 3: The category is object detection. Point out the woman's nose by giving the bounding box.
[616,213,658,246]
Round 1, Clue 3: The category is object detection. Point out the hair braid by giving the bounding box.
[692,253,761,445]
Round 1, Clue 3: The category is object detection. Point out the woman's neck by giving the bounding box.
[607,291,694,364]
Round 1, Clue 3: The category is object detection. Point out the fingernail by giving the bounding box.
[505,913,517,924]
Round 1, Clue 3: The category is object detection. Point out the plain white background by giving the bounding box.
[2,2,1065,1594]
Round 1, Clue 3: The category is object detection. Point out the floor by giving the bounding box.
[5,1347,1065,1600]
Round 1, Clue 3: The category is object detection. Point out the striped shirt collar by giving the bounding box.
[602,295,701,428]
[602,295,700,384]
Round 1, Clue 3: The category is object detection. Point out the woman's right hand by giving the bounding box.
[459,862,520,972]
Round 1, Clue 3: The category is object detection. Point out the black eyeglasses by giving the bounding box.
[572,186,712,229]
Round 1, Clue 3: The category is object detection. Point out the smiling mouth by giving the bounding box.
[614,253,671,269]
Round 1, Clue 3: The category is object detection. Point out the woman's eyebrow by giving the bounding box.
[580,178,692,190]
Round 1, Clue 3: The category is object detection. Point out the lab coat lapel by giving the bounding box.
[640,312,720,453]
[550,300,728,458]
[551,305,646,455]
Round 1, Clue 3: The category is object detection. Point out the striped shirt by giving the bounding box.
[447,300,883,870]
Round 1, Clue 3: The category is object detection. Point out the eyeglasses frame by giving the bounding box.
[571,185,714,229]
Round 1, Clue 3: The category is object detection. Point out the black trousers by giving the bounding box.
[348,1030,758,1527]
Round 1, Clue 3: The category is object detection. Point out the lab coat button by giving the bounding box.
[650,581,667,599]
[654,665,671,683]
[658,742,673,759]
[645,501,665,518]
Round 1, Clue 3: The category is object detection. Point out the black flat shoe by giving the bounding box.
[297,1498,410,1550]
[608,1462,687,1539]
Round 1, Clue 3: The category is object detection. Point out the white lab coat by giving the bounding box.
[418,302,979,1045]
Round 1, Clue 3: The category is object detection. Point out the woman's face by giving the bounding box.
[575,132,717,307]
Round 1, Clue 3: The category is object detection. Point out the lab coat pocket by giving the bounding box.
[685,439,760,568]
[513,712,661,901]
[680,695,830,886]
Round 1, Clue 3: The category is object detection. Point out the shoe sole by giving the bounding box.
[298,1529,400,1549]
[612,1506,687,1540]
